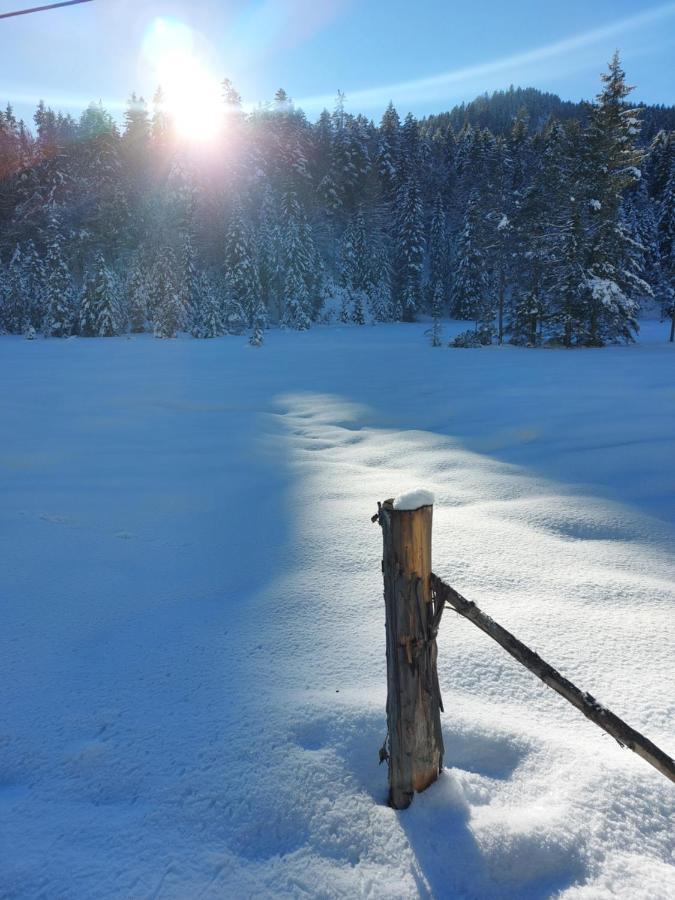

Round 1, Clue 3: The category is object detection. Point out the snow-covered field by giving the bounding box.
[1,320,674,899]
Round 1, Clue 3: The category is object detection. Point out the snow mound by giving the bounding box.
[393,488,435,510]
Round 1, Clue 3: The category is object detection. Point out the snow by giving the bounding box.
[587,276,623,309]
[589,199,602,211]
[393,488,435,510]
[1,319,674,899]
[496,214,509,231]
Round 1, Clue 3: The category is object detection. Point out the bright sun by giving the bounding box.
[143,18,223,142]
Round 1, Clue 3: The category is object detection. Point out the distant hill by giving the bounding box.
[421,86,675,141]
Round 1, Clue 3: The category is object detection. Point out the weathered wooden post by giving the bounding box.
[375,491,445,809]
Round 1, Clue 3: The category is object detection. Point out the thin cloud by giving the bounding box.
[295,2,675,113]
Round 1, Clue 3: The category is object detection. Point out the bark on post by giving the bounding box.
[377,497,444,809]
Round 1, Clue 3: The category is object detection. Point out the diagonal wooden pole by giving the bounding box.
[430,574,675,784]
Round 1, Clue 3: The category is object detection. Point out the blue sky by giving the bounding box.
[1,0,674,127]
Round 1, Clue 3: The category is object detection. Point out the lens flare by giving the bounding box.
[143,17,223,142]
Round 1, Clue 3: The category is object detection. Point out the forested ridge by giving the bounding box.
[0,54,673,346]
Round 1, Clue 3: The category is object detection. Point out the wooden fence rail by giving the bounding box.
[374,495,675,810]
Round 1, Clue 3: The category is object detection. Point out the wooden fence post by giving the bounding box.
[376,495,445,809]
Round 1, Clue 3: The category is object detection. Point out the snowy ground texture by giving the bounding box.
[1,319,674,899]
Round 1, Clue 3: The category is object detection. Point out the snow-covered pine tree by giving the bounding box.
[394,175,424,321]
[327,93,371,216]
[509,119,568,345]
[0,262,6,334]
[427,193,448,310]
[257,185,282,320]
[43,225,74,337]
[657,159,675,340]
[339,205,371,324]
[657,158,675,269]
[622,179,660,295]
[280,192,314,329]
[368,257,393,322]
[646,129,673,201]
[224,204,263,327]
[546,203,587,346]
[249,300,265,346]
[22,240,46,331]
[581,53,650,345]
[79,251,121,336]
[430,280,443,346]
[126,253,150,332]
[219,273,247,335]
[399,113,420,183]
[351,292,365,325]
[1,245,29,333]
[450,190,489,325]
[150,247,182,338]
[180,231,200,329]
[189,272,224,338]
[376,103,401,201]
[283,264,311,331]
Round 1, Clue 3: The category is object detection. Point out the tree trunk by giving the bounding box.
[377,499,444,809]
[498,270,505,345]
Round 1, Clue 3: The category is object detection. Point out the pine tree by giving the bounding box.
[451,190,489,325]
[180,231,199,329]
[394,176,424,321]
[126,253,150,333]
[225,205,263,327]
[657,160,675,340]
[427,193,448,309]
[283,265,311,330]
[280,192,315,329]
[79,251,121,336]
[249,301,265,346]
[1,245,29,333]
[22,240,46,331]
[0,241,45,333]
[581,53,649,345]
[377,103,401,200]
[150,247,182,338]
[257,185,282,320]
[339,206,372,299]
[43,226,74,337]
[189,272,224,338]
[219,273,247,334]
[368,247,393,323]
[430,280,443,346]
[549,205,587,346]
[351,292,365,325]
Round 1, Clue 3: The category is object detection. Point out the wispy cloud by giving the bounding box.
[294,2,675,113]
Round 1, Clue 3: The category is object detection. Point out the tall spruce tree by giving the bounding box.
[1,245,29,333]
[79,251,121,337]
[451,190,490,327]
[189,272,224,338]
[225,204,263,327]
[427,193,448,309]
[280,191,314,329]
[394,175,424,321]
[582,53,650,344]
[150,247,182,338]
[43,224,74,337]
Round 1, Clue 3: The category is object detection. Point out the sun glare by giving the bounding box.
[143,18,223,142]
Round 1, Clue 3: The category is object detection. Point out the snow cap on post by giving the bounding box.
[392,488,435,511]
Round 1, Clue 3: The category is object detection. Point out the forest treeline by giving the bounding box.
[0,54,673,346]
